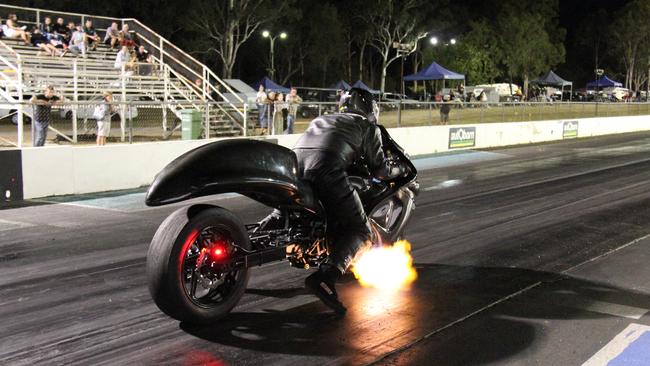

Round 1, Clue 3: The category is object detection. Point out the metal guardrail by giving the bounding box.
[1,100,649,148]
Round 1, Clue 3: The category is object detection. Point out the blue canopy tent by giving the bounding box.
[330,80,351,90]
[403,61,465,97]
[586,76,622,89]
[351,80,380,94]
[253,76,290,93]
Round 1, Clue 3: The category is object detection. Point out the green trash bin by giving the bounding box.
[181,109,203,140]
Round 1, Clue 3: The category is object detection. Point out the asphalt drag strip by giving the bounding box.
[2,132,650,365]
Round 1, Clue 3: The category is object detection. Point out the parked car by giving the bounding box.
[295,87,338,118]
[0,105,32,125]
[603,87,630,102]
[380,92,421,110]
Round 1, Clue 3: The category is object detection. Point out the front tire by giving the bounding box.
[146,206,251,324]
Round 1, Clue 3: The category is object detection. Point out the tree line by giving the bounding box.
[9,0,649,94]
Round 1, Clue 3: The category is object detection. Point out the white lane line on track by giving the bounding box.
[0,218,36,232]
[582,323,650,366]
[365,232,650,365]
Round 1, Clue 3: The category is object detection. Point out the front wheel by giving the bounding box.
[146,206,251,324]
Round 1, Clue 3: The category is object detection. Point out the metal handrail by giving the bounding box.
[125,18,244,104]
[0,4,121,22]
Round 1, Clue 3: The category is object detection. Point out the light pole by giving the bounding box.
[595,68,604,116]
[262,30,287,79]
[427,36,458,92]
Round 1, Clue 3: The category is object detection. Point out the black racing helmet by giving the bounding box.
[340,87,379,123]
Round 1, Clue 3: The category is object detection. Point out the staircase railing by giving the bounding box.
[124,19,245,115]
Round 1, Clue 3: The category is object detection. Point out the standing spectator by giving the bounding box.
[29,85,61,147]
[336,89,346,110]
[68,25,86,57]
[135,45,152,75]
[266,91,277,135]
[30,27,61,57]
[104,22,119,50]
[256,85,268,135]
[285,87,302,134]
[272,93,286,135]
[440,96,450,125]
[94,92,114,146]
[119,24,135,48]
[193,78,203,95]
[2,14,30,44]
[83,20,99,51]
[210,82,222,100]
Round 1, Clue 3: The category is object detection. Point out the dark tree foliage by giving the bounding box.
[3,0,637,93]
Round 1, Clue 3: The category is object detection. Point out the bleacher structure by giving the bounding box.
[0,4,249,147]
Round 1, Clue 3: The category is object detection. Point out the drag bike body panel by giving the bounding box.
[147,124,418,271]
[145,139,321,213]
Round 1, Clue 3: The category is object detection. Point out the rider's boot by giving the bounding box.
[305,263,346,315]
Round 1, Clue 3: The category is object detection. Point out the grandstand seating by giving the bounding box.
[0,5,246,143]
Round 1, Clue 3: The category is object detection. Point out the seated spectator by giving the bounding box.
[2,13,30,44]
[52,17,67,35]
[83,20,99,51]
[39,16,54,37]
[52,18,69,48]
[68,24,86,57]
[118,24,135,48]
[135,45,152,75]
[66,21,76,45]
[104,22,119,50]
[114,45,135,72]
[30,27,62,57]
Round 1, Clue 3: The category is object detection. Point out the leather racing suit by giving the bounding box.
[293,112,402,274]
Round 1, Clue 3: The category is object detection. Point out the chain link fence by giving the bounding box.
[2,100,650,148]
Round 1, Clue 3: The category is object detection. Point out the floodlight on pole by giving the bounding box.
[450,38,456,45]
[429,36,438,45]
[262,31,288,79]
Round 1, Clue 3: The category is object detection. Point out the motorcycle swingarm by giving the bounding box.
[231,246,288,269]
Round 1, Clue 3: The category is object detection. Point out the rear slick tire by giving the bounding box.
[146,205,251,324]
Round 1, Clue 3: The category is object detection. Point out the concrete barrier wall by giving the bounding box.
[20,115,650,199]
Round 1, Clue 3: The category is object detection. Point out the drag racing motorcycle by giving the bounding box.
[145,125,419,323]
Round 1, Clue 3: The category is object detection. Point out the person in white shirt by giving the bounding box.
[256,85,268,135]
[114,45,134,72]
[68,25,86,57]
[95,91,114,146]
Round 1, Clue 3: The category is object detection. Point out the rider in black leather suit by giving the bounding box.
[295,88,404,314]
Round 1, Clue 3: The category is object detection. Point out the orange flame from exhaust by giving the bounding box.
[351,240,417,291]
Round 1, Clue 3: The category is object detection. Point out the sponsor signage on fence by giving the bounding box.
[449,127,476,148]
[563,121,579,139]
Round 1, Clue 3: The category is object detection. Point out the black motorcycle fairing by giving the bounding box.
[145,139,321,213]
